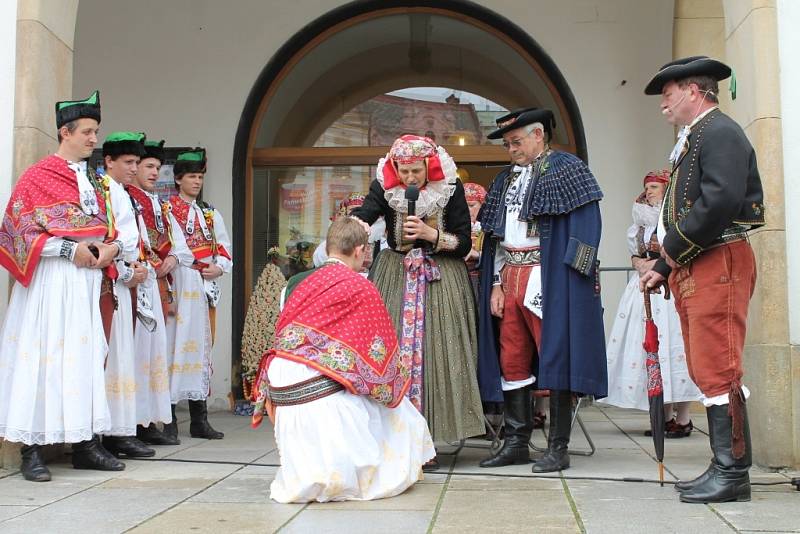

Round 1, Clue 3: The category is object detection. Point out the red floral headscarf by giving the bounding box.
[381,135,445,189]
[635,169,670,204]
[331,192,365,221]
[463,182,487,204]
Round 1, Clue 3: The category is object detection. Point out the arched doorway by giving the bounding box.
[231,0,587,395]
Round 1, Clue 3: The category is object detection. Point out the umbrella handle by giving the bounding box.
[644,290,653,321]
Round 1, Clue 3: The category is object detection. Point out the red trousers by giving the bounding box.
[669,240,756,397]
[499,265,542,381]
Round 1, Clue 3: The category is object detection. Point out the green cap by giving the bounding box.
[104,131,146,143]
[102,131,146,158]
[177,148,206,162]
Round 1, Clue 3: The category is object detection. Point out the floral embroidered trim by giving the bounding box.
[377,145,458,217]
[567,237,597,277]
[435,231,459,252]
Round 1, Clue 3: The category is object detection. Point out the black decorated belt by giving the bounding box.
[503,247,541,266]
[267,374,344,406]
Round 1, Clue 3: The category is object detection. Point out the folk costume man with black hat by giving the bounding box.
[99,131,157,459]
[126,138,177,446]
[478,108,607,472]
[641,56,765,504]
[165,148,232,439]
[0,91,127,481]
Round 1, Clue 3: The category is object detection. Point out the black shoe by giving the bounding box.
[102,435,156,458]
[679,402,751,503]
[532,390,572,473]
[188,400,224,439]
[666,420,693,439]
[422,457,440,472]
[72,437,126,471]
[137,423,179,446]
[480,386,532,468]
[162,404,181,445]
[20,445,51,482]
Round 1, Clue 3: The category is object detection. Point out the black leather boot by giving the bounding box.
[675,408,716,491]
[102,435,156,458]
[479,386,532,467]
[137,423,179,446]
[162,404,181,444]
[72,436,126,471]
[189,400,224,439]
[680,403,751,503]
[532,390,572,473]
[20,444,51,482]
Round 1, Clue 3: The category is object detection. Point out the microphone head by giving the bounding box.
[404,185,419,201]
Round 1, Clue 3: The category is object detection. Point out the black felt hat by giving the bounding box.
[102,131,146,158]
[644,55,732,95]
[487,108,556,140]
[55,90,101,128]
[173,148,207,176]
[143,139,166,163]
[493,107,538,126]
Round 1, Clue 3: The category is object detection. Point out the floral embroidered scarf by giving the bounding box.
[169,195,231,263]
[0,155,110,286]
[252,263,410,426]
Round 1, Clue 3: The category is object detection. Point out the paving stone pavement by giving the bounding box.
[0,405,797,533]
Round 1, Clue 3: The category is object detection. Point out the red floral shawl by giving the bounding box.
[169,195,231,263]
[255,263,410,420]
[0,155,109,286]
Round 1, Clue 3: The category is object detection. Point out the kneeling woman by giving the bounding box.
[252,217,434,503]
[350,135,485,468]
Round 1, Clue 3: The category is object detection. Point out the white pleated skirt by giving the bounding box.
[0,256,110,445]
[268,358,435,503]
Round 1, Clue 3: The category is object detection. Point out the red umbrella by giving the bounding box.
[643,288,669,486]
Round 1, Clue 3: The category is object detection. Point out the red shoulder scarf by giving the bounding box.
[253,263,410,424]
[128,185,171,263]
[0,155,110,286]
[169,195,231,263]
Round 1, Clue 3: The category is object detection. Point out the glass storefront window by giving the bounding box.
[251,165,374,285]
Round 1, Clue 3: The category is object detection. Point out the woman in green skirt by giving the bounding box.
[350,135,484,470]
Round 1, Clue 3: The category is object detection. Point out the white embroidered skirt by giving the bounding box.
[165,265,212,402]
[0,257,110,444]
[268,358,435,503]
[133,269,172,425]
[601,273,701,411]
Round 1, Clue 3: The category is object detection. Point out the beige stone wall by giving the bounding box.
[674,0,797,468]
[1,0,79,470]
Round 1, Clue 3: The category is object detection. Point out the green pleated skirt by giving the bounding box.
[370,250,485,443]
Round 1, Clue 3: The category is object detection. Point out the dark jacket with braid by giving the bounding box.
[654,109,765,278]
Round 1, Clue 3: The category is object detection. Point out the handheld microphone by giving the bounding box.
[405,185,419,217]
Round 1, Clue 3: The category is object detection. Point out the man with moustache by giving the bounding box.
[0,91,125,481]
[640,56,765,503]
[477,108,606,472]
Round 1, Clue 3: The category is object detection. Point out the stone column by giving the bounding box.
[1,0,80,470]
[722,0,796,470]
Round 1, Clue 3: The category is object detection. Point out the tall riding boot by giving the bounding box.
[675,407,717,491]
[479,385,532,467]
[20,444,51,482]
[188,400,224,439]
[162,404,181,444]
[72,436,126,471]
[680,403,751,503]
[532,390,572,473]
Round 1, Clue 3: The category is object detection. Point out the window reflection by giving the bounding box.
[313,88,507,147]
[252,166,374,284]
